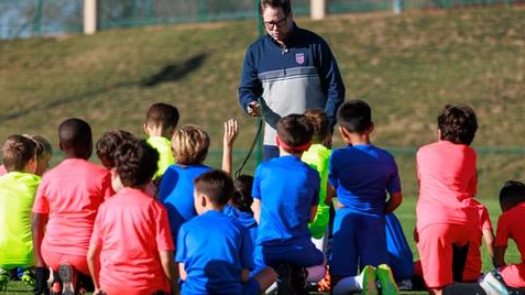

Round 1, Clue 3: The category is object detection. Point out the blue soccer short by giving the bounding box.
[260,236,324,268]
[330,208,388,276]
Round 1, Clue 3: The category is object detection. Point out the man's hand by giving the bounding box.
[247,101,261,117]
[34,267,49,295]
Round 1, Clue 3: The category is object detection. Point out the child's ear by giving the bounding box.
[26,158,37,174]
[201,195,208,208]
[368,122,375,134]
[338,126,350,141]
[142,123,150,135]
[111,172,123,193]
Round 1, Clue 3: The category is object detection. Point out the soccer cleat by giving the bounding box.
[0,269,9,291]
[479,270,510,295]
[58,264,76,295]
[376,264,398,295]
[21,269,36,287]
[361,265,378,295]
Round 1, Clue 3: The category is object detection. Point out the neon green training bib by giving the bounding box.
[0,172,41,267]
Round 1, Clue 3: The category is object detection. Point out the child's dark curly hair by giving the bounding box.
[499,180,525,212]
[231,175,254,212]
[96,130,135,169]
[438,105,478,146]
[114,139,159,188]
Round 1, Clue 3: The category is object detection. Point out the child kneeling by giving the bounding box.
[177,170,275,294]
[87,139,178,295]
[252,114,327,293]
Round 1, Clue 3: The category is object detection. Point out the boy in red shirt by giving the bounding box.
[32,118,114,294]
[88,139,177,295]
[443,181,525,295]
[491,181,525,290]
[416,105,479,294]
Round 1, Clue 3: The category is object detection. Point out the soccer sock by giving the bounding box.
[306,264,326,282]
[332,275,362,294]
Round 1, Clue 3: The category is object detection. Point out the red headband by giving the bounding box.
[276,136,312,153]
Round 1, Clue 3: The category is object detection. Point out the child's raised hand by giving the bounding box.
[223,119,239,147]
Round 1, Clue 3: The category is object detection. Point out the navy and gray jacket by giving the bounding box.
[239,23,345,146]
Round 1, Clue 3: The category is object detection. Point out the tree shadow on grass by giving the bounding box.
[140,53,207,87]
[0,53,208,123]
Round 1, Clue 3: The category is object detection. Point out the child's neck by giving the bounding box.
[147,125,169,139]
[279,148,303,158]
[200,204,224,214]
[346,133,371,146]
[63,151,90,160]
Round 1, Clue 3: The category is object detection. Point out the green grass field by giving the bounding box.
[1,4,525,294]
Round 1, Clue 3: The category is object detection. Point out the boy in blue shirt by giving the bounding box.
[176,170,276,295]
[252,114,326,294]
[330,100,403,295]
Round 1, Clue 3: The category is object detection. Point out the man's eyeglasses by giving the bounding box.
[262,17,287,29]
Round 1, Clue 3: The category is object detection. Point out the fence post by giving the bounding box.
[393,0,403,13]
[83,0,97,35]
[198,0,207,22]
[32,0,43,36]
[311,0,326,20]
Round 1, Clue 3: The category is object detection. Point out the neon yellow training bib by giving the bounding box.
[0,172,41,267]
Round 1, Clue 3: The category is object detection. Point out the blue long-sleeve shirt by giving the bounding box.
[239,23,345,146]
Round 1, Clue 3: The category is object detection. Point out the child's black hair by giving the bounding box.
[231,175,254,212]
[96,130,135,169]
[276,114,313,150]
[194,170,234,206]
[438,105,478,146]
[58,118,93,158]
[114,139,159,188]
[336,99,372,133]
[499,180,525,212]
[145,103,179,132]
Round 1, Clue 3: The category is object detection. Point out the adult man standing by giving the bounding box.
[239,0,345,161]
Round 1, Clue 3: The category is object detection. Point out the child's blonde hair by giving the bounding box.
[171,125,210,165]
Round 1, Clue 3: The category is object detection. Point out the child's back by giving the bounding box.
[252,114,325,281]
[178,210,253,294]
[160,164,210,234]
[416,140,478,230]
[92,187,173,295]
[330,144,400,214]
[329,100,402,290]
[33,119,114,282]
[254,156,319,245]
[35,158,113,257]
[302,143,331,239]
[0,172,40,266]
[0,135,40,267]
[143,103,179,180]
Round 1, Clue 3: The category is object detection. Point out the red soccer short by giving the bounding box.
[42,246,90,275]
[417,223,477,289]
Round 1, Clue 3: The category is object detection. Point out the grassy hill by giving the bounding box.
[1,6,525,200]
